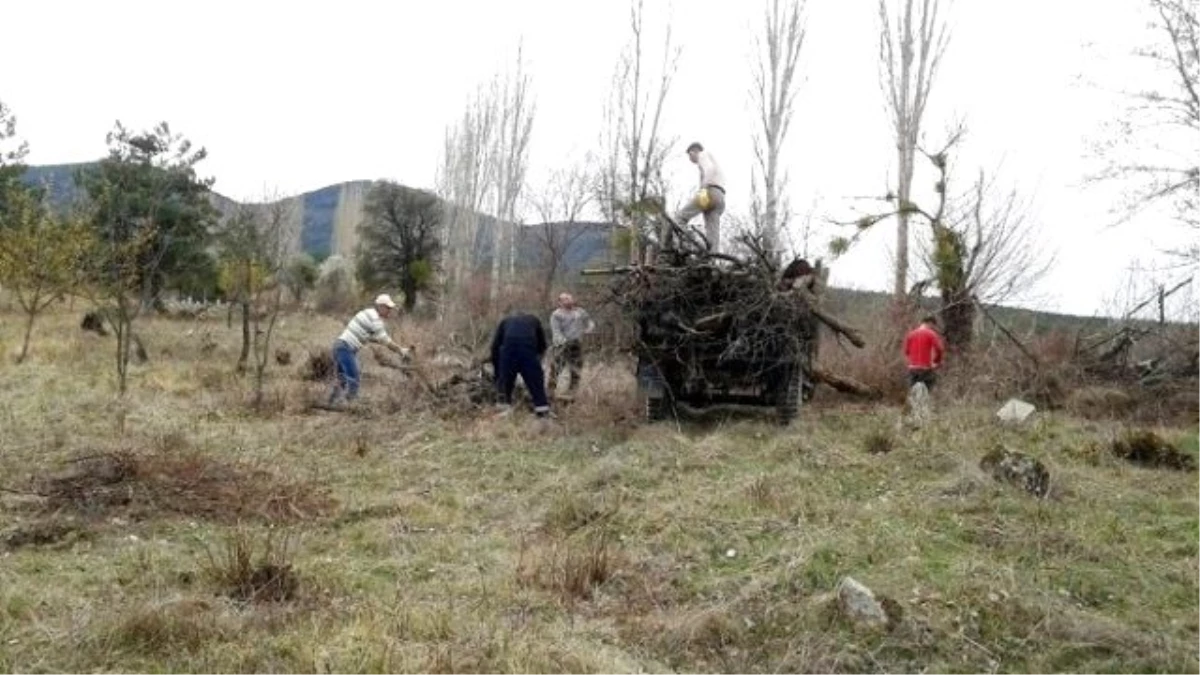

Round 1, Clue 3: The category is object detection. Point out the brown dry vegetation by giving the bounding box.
[0,300,1196,673]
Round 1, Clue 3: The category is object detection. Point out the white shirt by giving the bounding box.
[337,308,392,351]
[697,151,725,189]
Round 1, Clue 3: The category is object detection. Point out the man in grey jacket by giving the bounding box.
[547,292,595,396]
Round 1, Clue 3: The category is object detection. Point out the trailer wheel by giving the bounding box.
[776,367,803,425]
[646,394,670,422]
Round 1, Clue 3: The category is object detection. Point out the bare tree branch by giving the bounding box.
[749,0,808,262]
[877,0,950,299]
[599,0,681,265]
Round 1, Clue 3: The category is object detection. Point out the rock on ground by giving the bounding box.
[996,398,1036,424]
[980,447,1051,498]
[836,576,889,628]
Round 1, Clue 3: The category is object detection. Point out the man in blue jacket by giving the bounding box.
[490,307,551,417]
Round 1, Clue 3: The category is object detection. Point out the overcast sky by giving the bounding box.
[2,0,1194,317]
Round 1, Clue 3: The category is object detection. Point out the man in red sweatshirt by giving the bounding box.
[904,315,946,389]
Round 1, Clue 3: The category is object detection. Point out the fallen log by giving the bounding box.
[812,366,882,399]
[788,285,866,348]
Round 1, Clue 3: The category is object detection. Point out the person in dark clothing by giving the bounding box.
[490,309,551,417]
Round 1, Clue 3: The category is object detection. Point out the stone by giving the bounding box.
[980,447,1050,498]
[996,398,1036,424]
[836,576,888,628]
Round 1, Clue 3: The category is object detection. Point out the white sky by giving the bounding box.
[2,0,1195,316]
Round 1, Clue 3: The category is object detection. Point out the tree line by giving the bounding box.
[0,0,1194,391]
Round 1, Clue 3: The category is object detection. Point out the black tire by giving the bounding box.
[646,394,670,422]
[776,366,803,426]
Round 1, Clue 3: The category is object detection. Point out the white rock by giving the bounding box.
[725,548,737,558]
[996,398,1036,423]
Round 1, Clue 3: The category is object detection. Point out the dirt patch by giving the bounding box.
[1110,430,1197,471]
[34,451,335,523]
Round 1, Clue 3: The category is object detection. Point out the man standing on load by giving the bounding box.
[673,142,727,252]
[327,294,412,407]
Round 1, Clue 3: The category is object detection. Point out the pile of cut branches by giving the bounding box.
[588,218,878,398]
[609,253,817,369]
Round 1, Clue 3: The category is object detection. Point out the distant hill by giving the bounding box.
[22,163,619,271]
[21,163,1142,333]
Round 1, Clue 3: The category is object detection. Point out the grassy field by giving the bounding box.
[0,305,1196,673]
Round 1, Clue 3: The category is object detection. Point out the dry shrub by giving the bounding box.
[36,450,336,523]
[745,474,784,510]
[110,598,231,655]
[1067,386,1135,418]
[817,326,909,403]
[542,491,620,535]
[203,529,300,603]
[660,608,745,657]
[1109,430,1197,471]
[517,531,620,603]
[302,350,334,381]
[863,430,895,455]
[1,518,86,551]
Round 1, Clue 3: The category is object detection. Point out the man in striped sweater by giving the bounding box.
[327,294,412,406]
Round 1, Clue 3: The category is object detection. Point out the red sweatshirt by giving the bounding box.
[904,324,945,370]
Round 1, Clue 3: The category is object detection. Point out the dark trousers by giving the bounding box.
[548,340,583,392]
[907,368,937,390]
[496,345,550,412]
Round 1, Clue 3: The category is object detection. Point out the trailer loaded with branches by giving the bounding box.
[586,219,868,424]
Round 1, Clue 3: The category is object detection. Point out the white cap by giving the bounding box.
[374,294,397,309]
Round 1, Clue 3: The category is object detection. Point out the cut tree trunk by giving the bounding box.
[812,366,882,399]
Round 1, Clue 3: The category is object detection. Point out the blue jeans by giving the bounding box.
[328,340,360,404]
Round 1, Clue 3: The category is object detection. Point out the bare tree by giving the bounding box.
[915,164,1055,347]
[436,87,498,302]
[217,192,296,387]
[750,0,807,263]
[489,43,536,303]
[1089,0,1198,263]
[877,0,950,299]
[598,0,681,264]
[833,128,1053,349]
[436,47,534,310]
[529,162,595,305]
